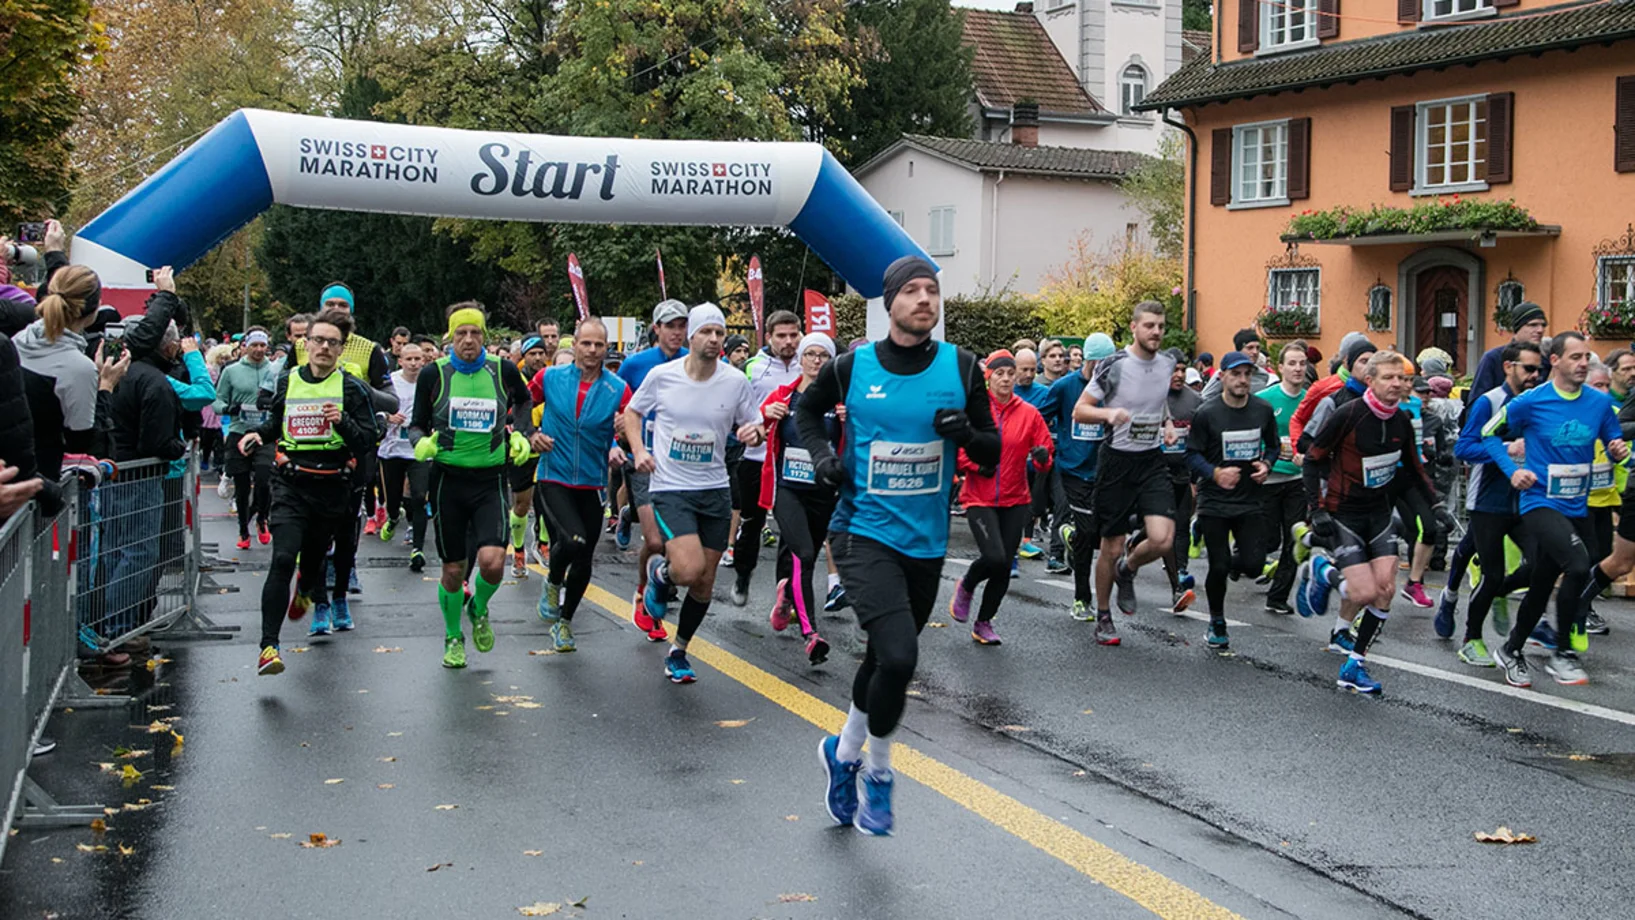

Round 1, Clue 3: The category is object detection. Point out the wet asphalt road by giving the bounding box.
[6,488,1635,919]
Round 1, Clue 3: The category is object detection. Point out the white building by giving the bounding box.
[854,2,1201,299]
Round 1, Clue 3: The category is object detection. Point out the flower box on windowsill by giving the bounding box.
[1257,306,1319,338]
[1582,303,1635,341]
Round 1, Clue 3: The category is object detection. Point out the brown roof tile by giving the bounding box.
[883,134,1148,180]
[960,8,1102,115]
[1182,29,1212,63]
[1141,0,1635,110]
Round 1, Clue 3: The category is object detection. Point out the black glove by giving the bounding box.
[933,408,974,445]
[975,465,996,479]
[1029,446,1049,467]
[1309,510,1339,549]
[815,454,845,490]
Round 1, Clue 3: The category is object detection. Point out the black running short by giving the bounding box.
[1331,507,1397,570]
[509,461,537,496]
[430,466,508,563]
[1093,447,1174,538]
[651,488,733,552]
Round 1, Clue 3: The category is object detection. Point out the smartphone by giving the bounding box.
[144,269,155,284]
[18,222,44,244]
[103,322,126,361]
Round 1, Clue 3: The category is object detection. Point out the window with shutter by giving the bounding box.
[1486,92,1513,184]
[1229,120,1292,208]
[1210,128,1233,205]
[1389,105,1415,191]
[1239,0,1259,53]
[1617,75,1635,173]
[1414,95,1491,194]
[1287,118,1312,200]
[1317,0,1339,39]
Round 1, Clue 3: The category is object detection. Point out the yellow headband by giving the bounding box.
[447,307,486,339]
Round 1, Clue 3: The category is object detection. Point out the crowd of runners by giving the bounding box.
[186,256,1635,839]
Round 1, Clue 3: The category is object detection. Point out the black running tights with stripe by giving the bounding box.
[540,483,604,621]
[773,486,838,636]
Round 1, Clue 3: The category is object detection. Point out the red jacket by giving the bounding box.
[957,392,1052,508]
[1289,372,1343,447]
[757,379,843,511]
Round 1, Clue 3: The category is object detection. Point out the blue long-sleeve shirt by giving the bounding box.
[1455,383,1517,514]
[1038,368,1102,481]
[1470,343,1551,402]
[1480,381,1621,517]
[167,349,216,410]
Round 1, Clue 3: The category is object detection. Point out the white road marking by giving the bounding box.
[1365,652,1635,728]
[945,558,971,567]
[1034,578,1073,589]
[1028,577,1247,627]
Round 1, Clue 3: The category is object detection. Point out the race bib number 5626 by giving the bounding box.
[867,441,943,496]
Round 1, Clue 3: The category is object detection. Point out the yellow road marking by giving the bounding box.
[541,564,1241,919]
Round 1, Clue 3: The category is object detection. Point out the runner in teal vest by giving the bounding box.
[796,255,1000,837]
[408,302,542,669]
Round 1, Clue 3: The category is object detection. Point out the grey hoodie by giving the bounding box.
[12,320,98,433]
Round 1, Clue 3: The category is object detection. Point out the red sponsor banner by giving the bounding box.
[567,253,590,321]
[803,289,833,337]
[747,256,765,344]
[655,247,667,300]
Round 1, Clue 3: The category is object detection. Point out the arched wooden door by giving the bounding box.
[1415,266,1470,372]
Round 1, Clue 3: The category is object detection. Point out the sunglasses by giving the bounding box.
[307,334,342,349]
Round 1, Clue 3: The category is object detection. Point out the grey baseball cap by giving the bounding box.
[652,299,688,323]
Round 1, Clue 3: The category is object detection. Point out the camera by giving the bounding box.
[103,322,127,362]
[18,222,45,244]
[3,243,39,266]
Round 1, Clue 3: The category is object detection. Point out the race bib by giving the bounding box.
[1547,463,1590,499]
[1591,461,1615,491]
[1221,429,1260,463]
[1071,421,1106,442]
[866,440,943,496]
[1128,413,1162,448]
[782,447,815,484]
[1361,451,1399,489]
[1279,435,1294,461]
[643,416,656,450]
[1161,427,1189,455]
[449,396,498,433]
[239,408,268,428]
[285,400,333,441]
[668,429,716,465]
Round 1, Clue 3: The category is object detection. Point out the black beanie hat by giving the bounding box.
[1344,337,1378,370]
[723,334,749,356]
[881,255,938,310]
[1510,301,1545,332]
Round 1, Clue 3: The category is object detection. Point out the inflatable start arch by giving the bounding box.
[73,109,934,312]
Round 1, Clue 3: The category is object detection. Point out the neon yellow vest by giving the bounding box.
[431,355,507,468]
[279,369,347,453]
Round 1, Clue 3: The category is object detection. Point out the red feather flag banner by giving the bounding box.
[567,253,590,320]
[803,289,833,337]
[747,256,765,345]
[656,247,667,300]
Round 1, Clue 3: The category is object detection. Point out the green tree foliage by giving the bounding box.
[1120,131,1182,260]
[829,0,975,167]
[1183,0,1212,33]
[1033,234,1190,353]
[1,0,100,226]
[827,291,1041,356]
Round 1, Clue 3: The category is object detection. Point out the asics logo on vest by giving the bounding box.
[471,143,620,201]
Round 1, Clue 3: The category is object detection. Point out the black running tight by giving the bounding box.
[1196,512,1265,616]
[1505,508,1594,655]
[379,457,430,551]
[540,483,604,620]
[833,532,941,738]
[961,504,1030,622]
[773,486,838,636]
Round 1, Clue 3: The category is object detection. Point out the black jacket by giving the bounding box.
[0,335,62,515]
[107,290,190,463]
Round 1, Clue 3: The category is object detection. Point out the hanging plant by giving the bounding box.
[1581,299,1635,340]
[1256,303,1319,338]
[1366,282,1392,333]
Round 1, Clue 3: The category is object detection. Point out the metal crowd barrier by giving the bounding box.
[3,449,229,866]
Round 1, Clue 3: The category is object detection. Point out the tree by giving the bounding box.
[829,0,974,167]
[1183,0,1212,32]
[1032,234,1189,352]
[0,0,100,226]
[1120,130,1183,260]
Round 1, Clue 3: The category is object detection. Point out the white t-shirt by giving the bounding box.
[627,358,762,493]
[379,370,419,460]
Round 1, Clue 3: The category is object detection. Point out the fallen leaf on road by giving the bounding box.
[96,762,117,773]
[145,657,173,671]
[426,862,453,872]
[570,896,588,909]
[379,756,397,763]
[434,804,458,810]
[927,621,947,628]
[523,850,543,857]
[150,785,175,791]
[90,819,107,834]
[514,701,542,709]
[118,749,151,760]
[269,833,292,839]
[517,903,560,916]
[119,765,142,782]
[1566,753,1596,761]
[324,778,345,785]
[527,649,556,656]
[51,857,63,864]
[118,844,136,856]
[76,844,108,853]
[730,779,746,785]
[1081,708,1094,715]
[300,833,340,848]
[123,800,153,812]
[377,784,395,790]
[493,695,534,704]
[714,719,754,728]
[388,731,403,737]
[998,724,1030,732]
[290,647,309,653]
[103,808,118,816]
[784,815,799,822]
[1475,827,1536,844]
[147,704,172,712]
[1506,727,1523,733]
[494,711,510,716]
[1072,770,1087,777]
[904,689,923,697]
[777,893,818,903]
[94,688,113,695]
[145,721,174,734]
[475,705,495,711]
[171,731,184,749]
[373,646,403,654]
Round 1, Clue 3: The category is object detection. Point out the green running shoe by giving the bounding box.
[1492,594,1511,636]
[551,619,576,653]
[1567,621,1589,654]
[1458,639,1495,668]
[472,616,495,653]
[1070,600,1092,622]
[443,635,467,669]
[380,518,396,542]
[1291,522,1311,564]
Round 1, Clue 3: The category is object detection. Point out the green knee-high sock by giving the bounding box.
[509,512,528,551]
[438,585,464,639]
[472,571,501,620]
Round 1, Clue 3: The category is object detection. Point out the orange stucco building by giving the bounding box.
[1139,0,1635,373]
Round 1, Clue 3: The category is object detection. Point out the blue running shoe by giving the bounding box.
[537,581,561,624]
[1302,556,1335,619]
[1295,561,1315,618]
[330,598,354,631]
[643,556,671,624]
[1009,557,1020,579]
[1337,657,1383,695]
[1433,587,1457,640]
[664,648,696,684]
[308,602,333,637]
[614,505,632,550]
[1327,627,1356,655]
[856,769,894,836]
[824,583,851,612]
[347,568,362,595]
[1177,571,1196,592]
[819,735,862,826]
[1526,622,1558,651]
[1018,540,1043,560]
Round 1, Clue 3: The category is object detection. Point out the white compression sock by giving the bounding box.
[865,733,893,775]
[837,704,868,762]
[827,572,841,591]
[1333,614,1352,633]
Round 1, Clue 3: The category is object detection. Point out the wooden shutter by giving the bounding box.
[1211,128,1234,205]
[1286,118,1312,200]
[1317,0,1340,39]
[1486,92,1514,184]
[1494,0,1519,8]
[1239,0,1259,54]
[1397,0,1419,24]
[1389,105,1415,192]
[1617,75,1635,173]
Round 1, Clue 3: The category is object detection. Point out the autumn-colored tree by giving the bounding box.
[1033,234,1190,352]
[0,0,100,226]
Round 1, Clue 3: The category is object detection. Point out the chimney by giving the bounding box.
[1014,2,1034,11]
[1011,102,1040,148]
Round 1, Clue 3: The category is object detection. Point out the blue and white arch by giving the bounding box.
[73,109,935,322]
